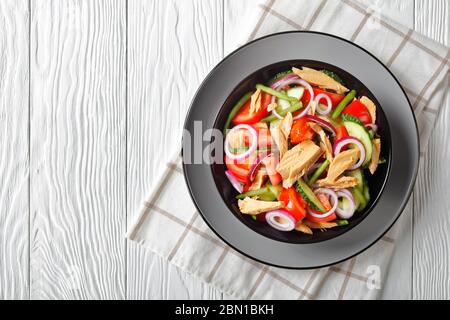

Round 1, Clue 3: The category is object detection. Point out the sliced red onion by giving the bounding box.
[269,76,314,121]
[314,93,332,115]
[333,137,366,170]
[270,73,299,89]
[336,189,356,219]
[304,115,336,136]
[292,79,314,120]
[307,188,338,219]
[365,123,378,133]
[248,152,272,182]
[265,210,296,231]
[224,124,257,161]
[225,170,244,193]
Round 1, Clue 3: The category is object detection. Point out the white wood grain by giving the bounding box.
[361,0,415,300]
[30,0,126,299]
[0,0,29,300]
[126,0,224,300]
[413,0,450,300]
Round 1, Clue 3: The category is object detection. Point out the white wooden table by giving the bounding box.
[0,0,448,300]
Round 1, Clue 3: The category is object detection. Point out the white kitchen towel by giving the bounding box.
[128,0,450,299]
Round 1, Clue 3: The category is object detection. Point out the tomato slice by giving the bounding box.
[334,125,349,151]
[301,88,345,108]
[335,125,349,141]
[341,99,372,125]
[290,118,315,144]
[225,155,250,183]
[231,92,271,125]
[306,192,337,222]
[278,187,307,221]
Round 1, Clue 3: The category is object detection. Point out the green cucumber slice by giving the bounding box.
[350,187,367,212]
[296,179,325,212]
[343,120,373,166]
[338,197,352,213]
[346,169,364,192]
[363,183,370,203]
[277,98,291,110]
[287,86,305,100]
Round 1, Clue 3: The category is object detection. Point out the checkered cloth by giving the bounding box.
[128,0,450,299]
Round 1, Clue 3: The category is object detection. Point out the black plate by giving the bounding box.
[211,59,391,244]
[182,31,419,269]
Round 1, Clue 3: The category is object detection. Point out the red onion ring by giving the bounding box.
[336,189,356,219]
[224,124,257,161]
[225,170,244,193]
[307,188,338,219]
[315,93,332,115]
[304,115,336,136]
[269,75,314,120]
[270,73,299,89]
[292,79,314,120]
[333,137,366,170]
[248,152,272,182]
[265,209,296,231]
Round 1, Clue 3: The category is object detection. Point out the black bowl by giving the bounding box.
[211,60,391,244]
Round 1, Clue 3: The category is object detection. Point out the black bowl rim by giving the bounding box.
[210,58,393,244]
[182,30,419,269]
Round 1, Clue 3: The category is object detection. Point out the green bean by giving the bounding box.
[256,84,298,102]
[223,92,252,134]
[260,101,303,123]
[308,160,330,185]
[331,89,356,119]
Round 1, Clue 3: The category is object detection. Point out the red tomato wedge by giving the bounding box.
[278,187,307,222]
[306,192,337,222]
[341,99,372,125]
[334,125,349,151]
[231,92,271,125]
[290,118,315,144]
[225,155,250,183]
[301,88,345,108]
[335,125,349,141]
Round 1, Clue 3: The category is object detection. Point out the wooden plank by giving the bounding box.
[126,0,223,299]
[413,0,450,300]
[30,0,126,299]
[360,0,414,300]
[0,0,29,300]
[223,0,414,300]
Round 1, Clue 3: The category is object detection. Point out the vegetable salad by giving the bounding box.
[223,66,383,234]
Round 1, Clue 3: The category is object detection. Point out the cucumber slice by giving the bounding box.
[287,86,305,100]
[296,179,325,212]
[363,183,370,203]
[338,197,352,213]
[267,183,282,199]
[350,187,367,212]
[277,98,291,110]
[343,120,373,166]
[347,169,364,192]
